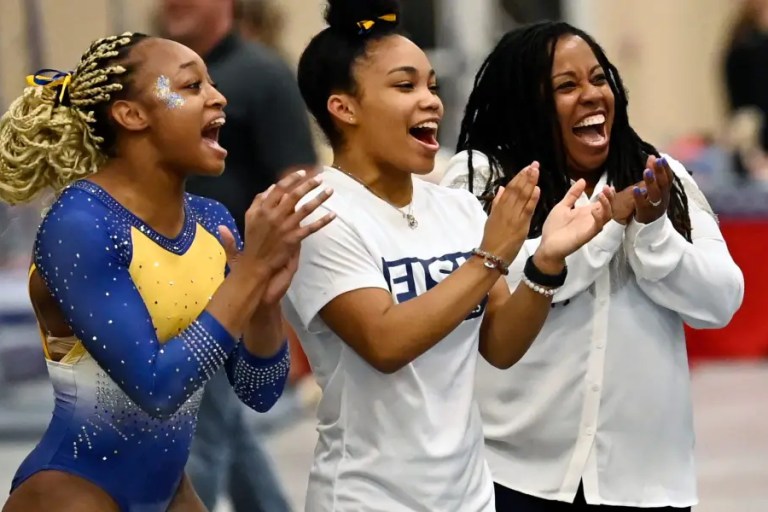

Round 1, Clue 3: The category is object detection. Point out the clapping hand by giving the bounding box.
[633,155,672,224]
[537,180,614,263]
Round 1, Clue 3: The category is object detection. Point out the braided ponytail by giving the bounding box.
[0,32,149,205]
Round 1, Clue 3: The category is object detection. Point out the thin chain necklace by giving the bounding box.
[331,165,418,229]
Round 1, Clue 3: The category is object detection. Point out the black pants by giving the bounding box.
[494,482,692,511]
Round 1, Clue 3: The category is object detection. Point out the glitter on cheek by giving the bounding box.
[153,75,185,110]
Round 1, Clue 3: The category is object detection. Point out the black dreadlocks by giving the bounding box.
[456,21,692,241]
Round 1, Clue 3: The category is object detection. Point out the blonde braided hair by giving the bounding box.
[0,32,149,205]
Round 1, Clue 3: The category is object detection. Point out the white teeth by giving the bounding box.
[412,121,438,131]
[205,118,225,129]
[574,114,605,128]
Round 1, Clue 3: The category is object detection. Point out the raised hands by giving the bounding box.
[537,179,614,263]
[245,170,335,269]
[479,162,614,270]
[633,155,672,224]
[219,169,336,303]
[479,162,541,263]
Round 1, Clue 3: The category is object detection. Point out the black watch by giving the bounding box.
[523,255,567,288]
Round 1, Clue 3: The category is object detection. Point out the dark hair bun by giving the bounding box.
[325,0,400,36]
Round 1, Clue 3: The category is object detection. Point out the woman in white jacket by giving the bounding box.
[442,21,744,512]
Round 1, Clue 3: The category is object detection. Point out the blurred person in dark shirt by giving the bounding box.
[237,0,286,56]
[157,1,318,511]
[724,0,768,182]
[160,0,316,233]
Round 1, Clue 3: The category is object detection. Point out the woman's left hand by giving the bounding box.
[537,180,614,263]
[633,155,672,224]
[218,226,299,306]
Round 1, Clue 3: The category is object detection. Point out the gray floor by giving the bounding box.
[1,362,766,511]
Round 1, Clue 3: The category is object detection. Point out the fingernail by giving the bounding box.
[644,169,653,179]
[633,186,642,196]
[296,169,307,177]
[640,187,647,195]
[325,187,334,195]
[314,174,324,183]
[657,156,666,166]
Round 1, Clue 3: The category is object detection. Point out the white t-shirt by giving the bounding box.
[284,167,495,512]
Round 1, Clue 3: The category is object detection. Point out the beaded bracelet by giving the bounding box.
[471,248,510,275]
[522,276,557,297]
[523,255,567,288]
[521,255,567,298]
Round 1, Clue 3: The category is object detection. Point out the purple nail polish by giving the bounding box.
[644,169,654,179]
[657,156,666,166]
[640,187,647,195]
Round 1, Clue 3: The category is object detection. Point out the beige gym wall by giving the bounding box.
[0,0,743,147]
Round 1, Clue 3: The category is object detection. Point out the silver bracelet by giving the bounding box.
[471,248,510,275]
[522,276,558,298]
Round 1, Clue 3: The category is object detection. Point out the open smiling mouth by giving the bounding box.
[409,121,440,150]
[572,113,608,147]
[202,117,227,157]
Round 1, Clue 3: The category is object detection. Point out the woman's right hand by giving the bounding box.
[479,162,541,263]
[239,169,335,272]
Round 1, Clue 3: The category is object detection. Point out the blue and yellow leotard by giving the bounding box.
[10,180,289,512]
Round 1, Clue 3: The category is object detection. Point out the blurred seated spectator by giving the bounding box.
[664,134,736,194]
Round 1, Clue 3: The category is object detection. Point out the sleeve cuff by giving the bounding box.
[238,339,289,368]
[625,215,687,281]
[591,220,625,253]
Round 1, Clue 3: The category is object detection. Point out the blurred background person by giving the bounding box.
[156,0,317,511]
[723,0,768,184]
[236,0,286,56]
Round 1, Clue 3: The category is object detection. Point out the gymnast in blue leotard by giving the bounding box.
[0,32,335,512]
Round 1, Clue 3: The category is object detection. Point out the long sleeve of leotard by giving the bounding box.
[34,201,238,420]
[186,194,290,413]
[224,342,289,412]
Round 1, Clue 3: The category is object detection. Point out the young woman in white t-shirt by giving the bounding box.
[442,21,744,511]
[284,2,616,511]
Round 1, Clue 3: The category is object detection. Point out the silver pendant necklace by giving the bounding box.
[331,165,418,229]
